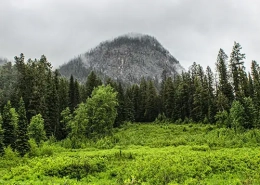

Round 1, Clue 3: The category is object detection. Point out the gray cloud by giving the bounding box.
[1,0,260,70]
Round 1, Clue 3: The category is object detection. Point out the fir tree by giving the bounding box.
[0,116,4,156]
[16,98,30,156]
[144,80,158,122]
[45,71,60,138]
[68,75,75,112]
[83,71,102,100]
[74,80,81,107]
[2,101,16,149]
[205,66,217,123]
[114,82,125,127]
[139,78,148,121]
[216,48,233,109]
[229,42,246,101]
[124,87,135,122]
[164,77,175,120]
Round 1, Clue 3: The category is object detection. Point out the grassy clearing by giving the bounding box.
[1,123,260,184]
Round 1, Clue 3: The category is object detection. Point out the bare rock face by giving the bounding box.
[59,33,184,85]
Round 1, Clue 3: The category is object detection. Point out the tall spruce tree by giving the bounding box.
[139,78,148,121]
[164,77,175,120]
[124,87,135,122]
[114,82,125,127]
[132,84,141,122]
[229,42,246,101]
[205,66,216,122]
[216,48,234,109]
[0,116,4,156]
[2,101,16,149]
[83,71,102,100]
[68,75,75,112]
[16,98,30,156]
[251,60,260,123]
[74,80,81,107]
[144,80,158,122]
[45,71,60,138]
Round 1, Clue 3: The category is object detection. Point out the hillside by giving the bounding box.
[59,33,184,84]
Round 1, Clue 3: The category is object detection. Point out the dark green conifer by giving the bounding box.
[68,75,75,112]
[0,116,4,156]
[144,80,158,122]
[83,71,102,100]
[114,82,125,127]
[2,101,16,149]
[124,87,135,122]
[16,98,30,156]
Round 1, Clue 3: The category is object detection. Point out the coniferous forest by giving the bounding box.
[1,42,260,184]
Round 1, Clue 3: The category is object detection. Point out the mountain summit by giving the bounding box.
[59,33,184,84]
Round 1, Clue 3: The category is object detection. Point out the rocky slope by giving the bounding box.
[59,33,184,85]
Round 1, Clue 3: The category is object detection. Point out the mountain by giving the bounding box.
[59,33,184,85]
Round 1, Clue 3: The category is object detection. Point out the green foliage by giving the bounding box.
[2,101,17,150]
[85,85,118,138]
[16,97,30,156]
[45,71,60,138]
[230,101,245,131]
[215,110,230,128]
[0,124,260,184]
[83,71,102,100]
[144,80,158,122]
[242,97,257,129]
[0,117,4,156]
[60,107,72,136]
[66,85,118,148]
[28,114,47,145]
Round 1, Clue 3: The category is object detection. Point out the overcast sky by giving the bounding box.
[1,0,260,70]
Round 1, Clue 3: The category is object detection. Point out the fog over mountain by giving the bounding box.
[59,33,184,85]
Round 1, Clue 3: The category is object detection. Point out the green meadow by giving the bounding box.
[1,123,260,185]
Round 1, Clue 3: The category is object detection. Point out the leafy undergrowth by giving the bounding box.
[1,123,260,184]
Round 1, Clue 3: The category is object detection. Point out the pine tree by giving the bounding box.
[124,87,135,122]
[230,100,245,131]
[139,78,148,121]
[144,80,158,122]
[58,78,69,113]
[45,71,60,138]
[2,101,16,149]
[216,48,233,109]
[241,97,256,129]
[192,76,206,122]
[251,61,260,123]
[68,75,75,112]
[83,71,102,100]
[229,42,246,101]
[164,77,175,120]
[0,116,4,156]
[247,73,254,98]
[132,84,141,122]
[74,80,81,107]
[114,82,125,127]
[205,66,217,123]
[176,72,191,120]
[16,98,30,156]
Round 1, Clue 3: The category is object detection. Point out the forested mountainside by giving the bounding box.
[59,33,184,85]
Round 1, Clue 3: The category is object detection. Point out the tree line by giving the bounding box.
[0,41,260,156]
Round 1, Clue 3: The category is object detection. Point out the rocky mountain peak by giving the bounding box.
[59,33,184,85]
